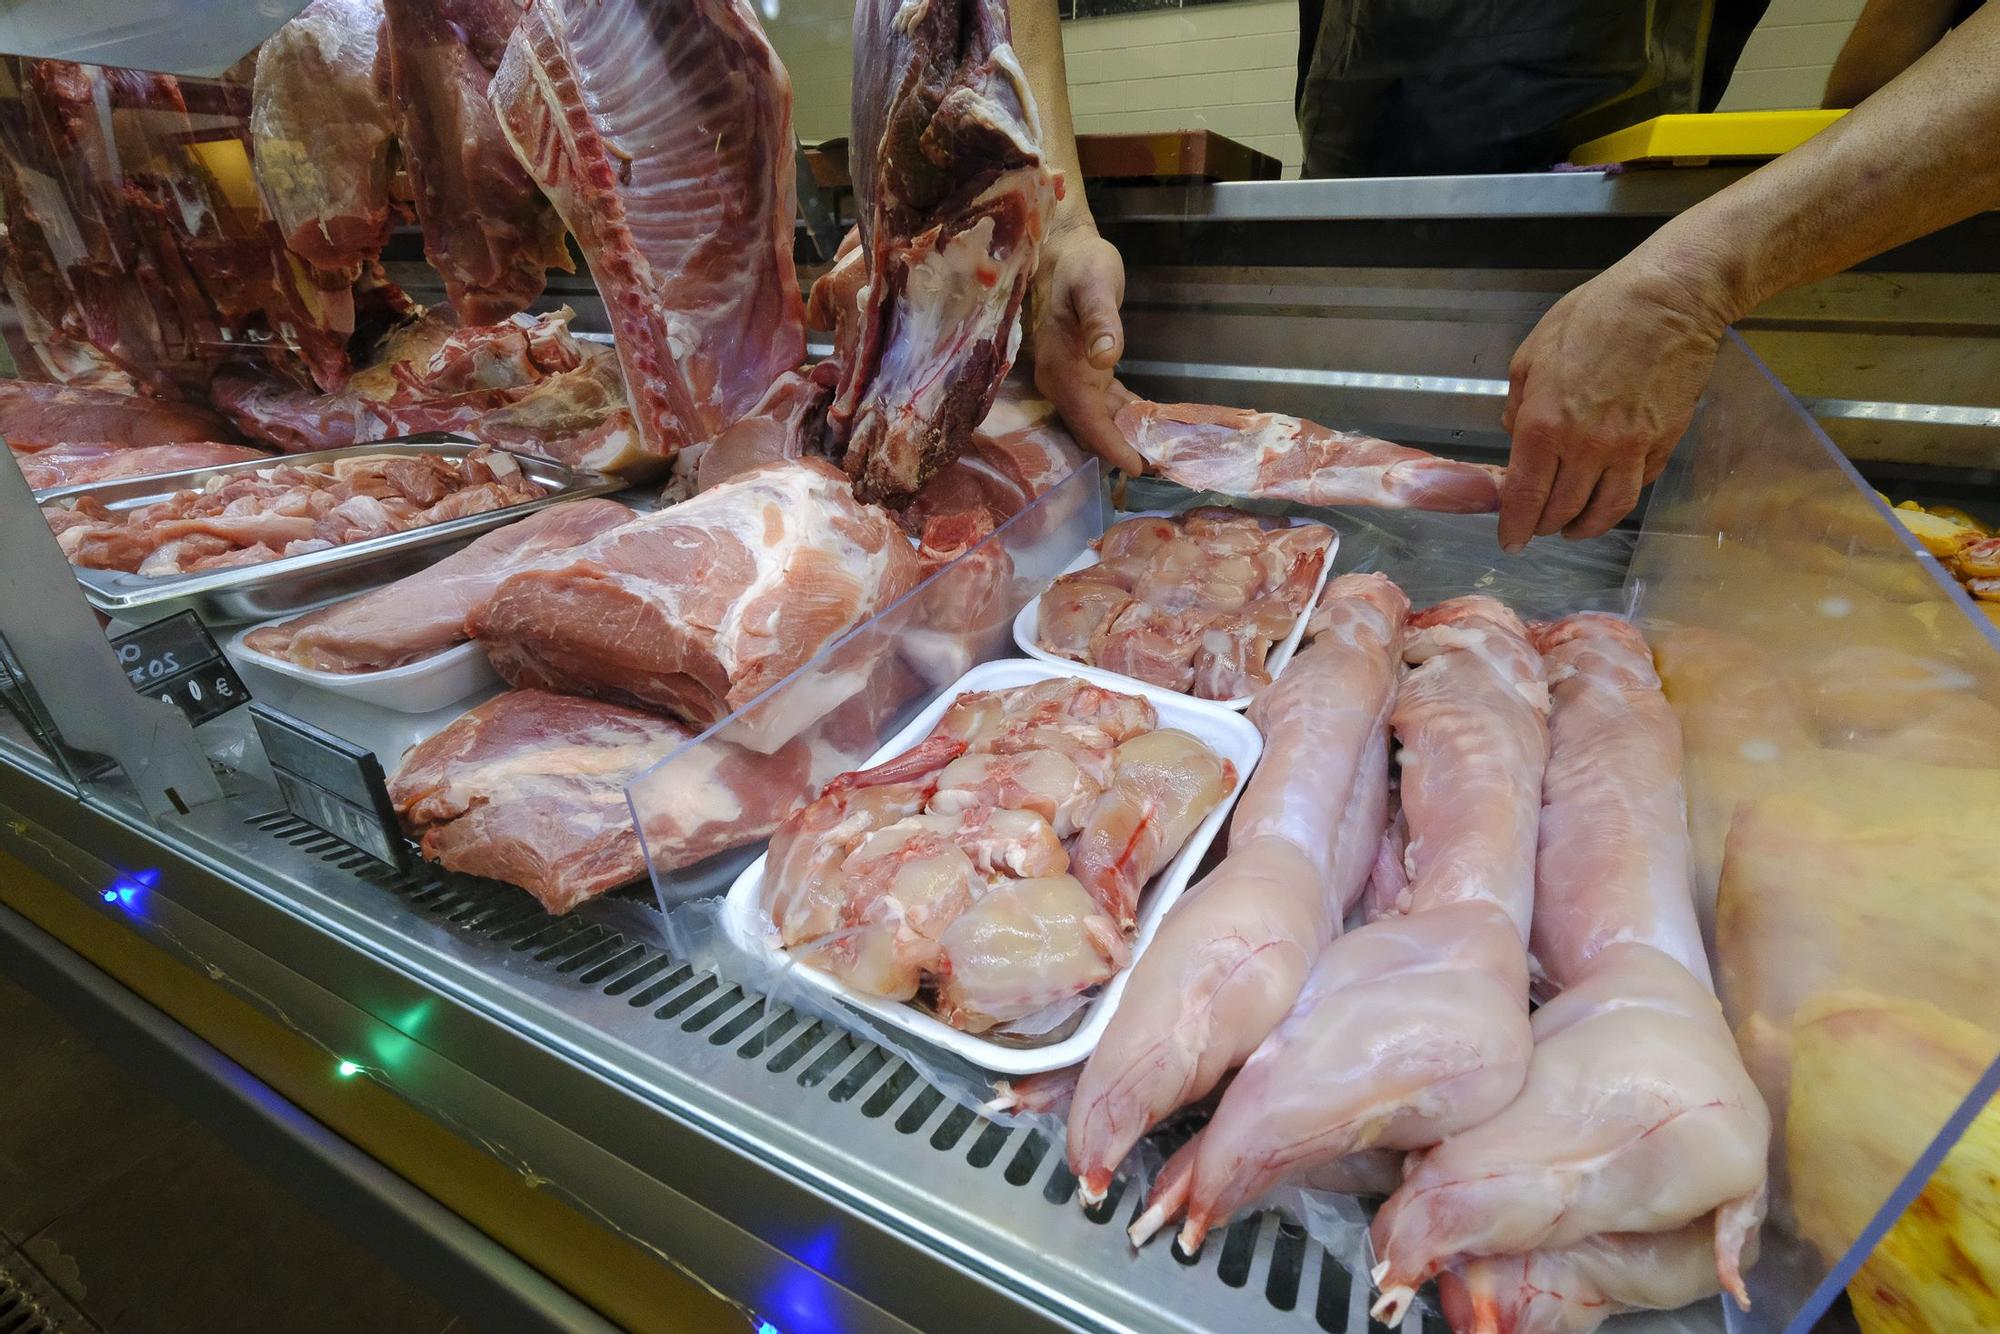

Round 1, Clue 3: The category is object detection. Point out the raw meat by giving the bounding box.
[251,0,397,284]
[1068,728,1236,930]
[13,441,268,491]
[690,368,835,493]
[490,0,806,460]
[1529,614,1711,990]
[48,447,545,574]
[1438,1215,1747,1334]
[900,388,1086,539]
[1036,509,1333,700]
[1368,945,1769,1321]
[470,458,920,726]
[1147,595,1548,1252]
[829,0,1056,504]
[382,0,572,322]
[1368,613,1766,1328]
[1066,574,1408,1203]
[762,676,1229,1032]
[243,498,635,671]
[1115,399,1504,513]
[0,379,241,449]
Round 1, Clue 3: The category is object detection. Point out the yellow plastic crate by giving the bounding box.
[1569,109,1846,167]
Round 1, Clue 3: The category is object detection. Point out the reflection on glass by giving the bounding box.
[1631,333,2000,1331]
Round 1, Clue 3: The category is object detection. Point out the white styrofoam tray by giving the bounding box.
[225,623,499,715]
[1012,510,1338,711]
[722,657,1263,1075]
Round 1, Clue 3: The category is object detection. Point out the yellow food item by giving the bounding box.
[1954,539,2000,580]
[1788,992,2000,1334]
[1927,504,1992,535]
[1894,507,1980,558]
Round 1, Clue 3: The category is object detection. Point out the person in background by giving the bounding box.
[1823,0,1987,107]
[1015,0,2000,550]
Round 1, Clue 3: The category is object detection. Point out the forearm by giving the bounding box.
[1646,5,2000,327]
[1009,0,1097,234]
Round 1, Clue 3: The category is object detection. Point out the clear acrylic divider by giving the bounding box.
[628,458,1104,914]
[1631,332,2000,1333]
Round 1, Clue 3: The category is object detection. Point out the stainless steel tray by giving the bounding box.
[41,438,621,624]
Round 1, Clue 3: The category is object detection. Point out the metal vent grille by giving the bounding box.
[243,811,1435,1334]
[0,1256,85,1334]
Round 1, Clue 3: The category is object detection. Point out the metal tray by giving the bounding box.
[41,438,621,624]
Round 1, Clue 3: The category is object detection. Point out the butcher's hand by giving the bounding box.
[1498,260,1732,550]
[1031,223,1144,475]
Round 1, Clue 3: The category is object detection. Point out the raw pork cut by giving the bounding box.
[388,688,813,912]
[1066,574,1407,1204]
[690,368,835,493]
[899,386,1086,537]
[469,458,921,726]
[243,498,635,671]
[0,379,241,449]
[251,0,397,285]
[1115,399,1504,513]
[13,441,268,491]
[829,0,1056,504]
[382,0,572,322]
[490,0,806,460]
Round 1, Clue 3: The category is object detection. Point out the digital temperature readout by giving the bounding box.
[108,611,249,727]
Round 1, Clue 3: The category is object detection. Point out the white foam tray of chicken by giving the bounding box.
[721,658,1262,1075]
[1014,509,1337,711]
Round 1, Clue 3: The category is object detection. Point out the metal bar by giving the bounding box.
[0,894,613,1334]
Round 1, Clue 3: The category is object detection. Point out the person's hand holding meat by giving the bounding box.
[1497,256,1731,549]
[1030,221,1143,474]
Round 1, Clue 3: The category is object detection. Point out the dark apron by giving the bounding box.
[1294,0,1771,177]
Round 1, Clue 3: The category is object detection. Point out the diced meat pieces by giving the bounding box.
[829,0,1056,503]
[1116,398,1505,513]
[489,0,806,461]
[469,458,921,726]
[45,447,546,574]
[243,498,634,671]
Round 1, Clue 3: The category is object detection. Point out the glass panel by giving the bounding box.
[1631,332,2000,1332]
[630,458,1104,909]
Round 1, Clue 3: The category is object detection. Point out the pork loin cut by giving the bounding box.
[244,498,635,672]
[489,0,806,462]
[828,0,1056,504]
[469,457,922,726]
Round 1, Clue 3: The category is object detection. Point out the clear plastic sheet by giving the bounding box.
[1631,334,2000,1333]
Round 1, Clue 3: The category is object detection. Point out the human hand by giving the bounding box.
[1497,261,1731,550]
[1030,223,1144,474]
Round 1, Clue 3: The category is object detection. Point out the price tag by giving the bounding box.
[249,704,408,869]
[109,612,248,726]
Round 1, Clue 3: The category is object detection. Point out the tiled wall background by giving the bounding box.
[774,0,1872,179]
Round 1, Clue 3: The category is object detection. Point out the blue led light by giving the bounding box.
[757,1323,781,1334]
[99,868,160,910]
[101,890,118,903]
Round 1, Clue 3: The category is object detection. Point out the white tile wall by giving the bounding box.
[1717,0,1868,110]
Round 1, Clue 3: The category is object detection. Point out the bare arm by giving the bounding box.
[1822,0,1959,108]
[1499,6,2000,549]
[1010,0,1143,472]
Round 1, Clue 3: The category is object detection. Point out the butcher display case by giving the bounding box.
[3,18,2000,1334]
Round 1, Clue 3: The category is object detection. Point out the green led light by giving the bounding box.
[336,1060,363,1078]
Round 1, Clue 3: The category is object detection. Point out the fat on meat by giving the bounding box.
[468,458,921,727]
[1367,614,1767,1328]
[829,0,1056,504]
[243,498,635,671]
[382,0,572,322]
[1142,595,1547,1253]
[251,0,397,284]
[13,441,268,491]
[489,0,806,460]
[1065,574,1407,1204]
[0,379,242,449]
[389,688,812,912]
[1116,398,1504,513]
